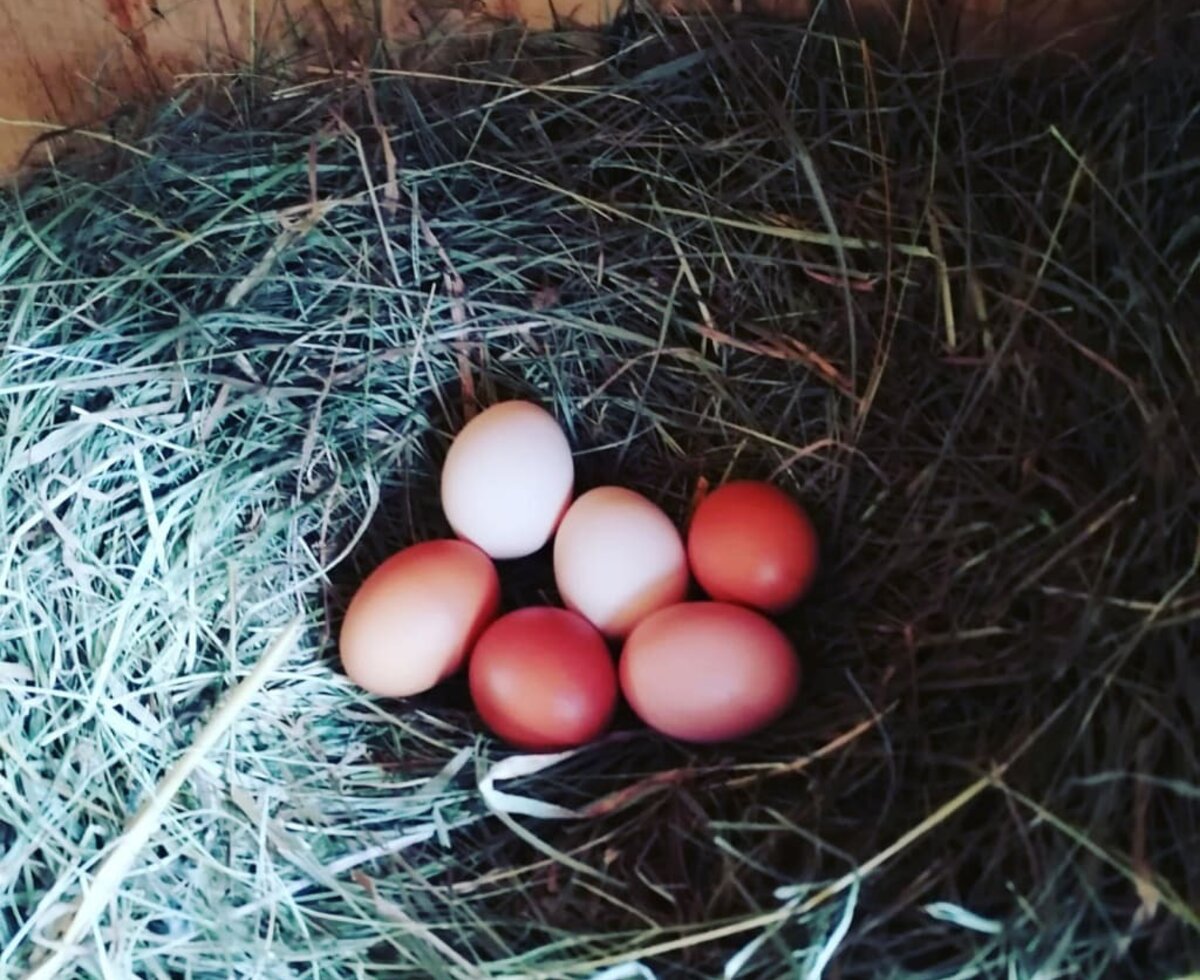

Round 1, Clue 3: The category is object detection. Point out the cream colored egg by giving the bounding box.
[553,486,689,638]
[440,400,574,560]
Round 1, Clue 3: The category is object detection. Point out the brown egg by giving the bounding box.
[553,486,689,638]
[469,607,618,750]
[687,480,819,613]
[619,602,800,743]
[340,540,500,697]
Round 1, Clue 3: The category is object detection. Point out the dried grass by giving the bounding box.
[1,5,1198,977]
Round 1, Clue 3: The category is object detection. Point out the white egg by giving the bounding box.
[440,400,574,560]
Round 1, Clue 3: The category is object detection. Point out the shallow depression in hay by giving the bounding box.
[0,8,1198,979]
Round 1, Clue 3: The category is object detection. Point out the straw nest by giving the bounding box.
[1,6,1197,978]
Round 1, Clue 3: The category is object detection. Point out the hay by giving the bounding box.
[1,6,1198,978]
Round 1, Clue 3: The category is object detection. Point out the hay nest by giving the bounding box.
[2,8,1197,978]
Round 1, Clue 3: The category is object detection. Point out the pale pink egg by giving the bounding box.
[553,486,689,638]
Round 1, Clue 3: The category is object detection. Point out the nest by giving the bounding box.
[1,7,1197,978]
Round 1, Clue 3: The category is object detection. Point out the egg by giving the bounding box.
[619,602,800,743]
[339,540,500,697]
[440,400,574,560]
[468,607,618,750]
[553,486,689,638]
[687,480,819,613]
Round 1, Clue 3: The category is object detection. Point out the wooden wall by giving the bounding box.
[0,0,1143,175]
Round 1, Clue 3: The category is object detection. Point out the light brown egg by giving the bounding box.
[440,400,574,559]
[339,540,500,697]
[619,602,801,743]
[553,486,689,638]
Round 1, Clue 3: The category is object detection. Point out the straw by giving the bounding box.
[1,5,1196,976]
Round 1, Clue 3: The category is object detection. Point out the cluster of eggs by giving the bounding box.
[339,401,819,750]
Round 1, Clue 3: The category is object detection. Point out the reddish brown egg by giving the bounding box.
[469,607,618,750]
[619,602,800,743]
[339,540,500,698]
[687,480,819,613]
